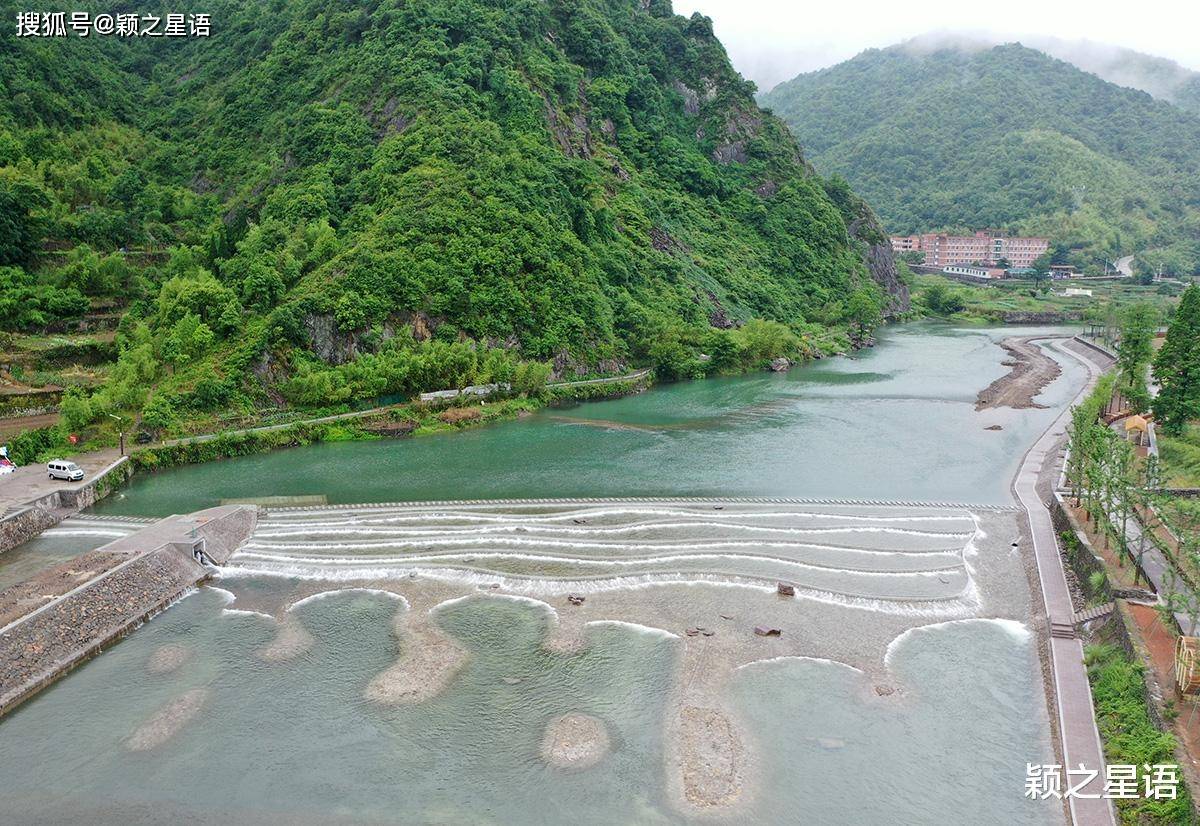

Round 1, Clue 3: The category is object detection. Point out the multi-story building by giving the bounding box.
[889,231,1049,269]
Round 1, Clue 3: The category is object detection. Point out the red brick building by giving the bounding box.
[890,231,1049,269]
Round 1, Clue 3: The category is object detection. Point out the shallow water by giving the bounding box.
[0,324,1085,824]
[91,324,1089,517]
[0,587,682,825]
[0,586,1059,825]
[734,618,1058,824]
[0,518,137,590]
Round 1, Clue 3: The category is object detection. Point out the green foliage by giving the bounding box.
[1154,285,1200,434]
[1085,643,1192,823]
[281,335,550,408]
[57,386,94,432]
[0,0,891,426]
[7,425,66,466]
[762,44,1200,274]
[161,314,215,370]
[1116,302,1157,411]
[920,283,966,316]
[0,266,89,331]
[844,286,884,340]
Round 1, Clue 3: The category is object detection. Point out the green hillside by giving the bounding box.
[0,0,901,435]
[761,43,1200,276]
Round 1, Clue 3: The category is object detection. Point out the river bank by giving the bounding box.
[0,324,1096,823]
[85,324,1089,517]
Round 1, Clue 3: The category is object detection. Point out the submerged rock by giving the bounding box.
[754,626,782,637]
[146,643,190,675]
[678,705,743,808]
[125,688,208,751]
[541,712,611,769]
[365,619,468,705]
[256,615,313,663]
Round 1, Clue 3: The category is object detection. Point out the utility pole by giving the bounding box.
[106,413,125,456]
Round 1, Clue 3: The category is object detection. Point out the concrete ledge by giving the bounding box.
[0,456,133,554]
[0,504,257,717]
[0,545,206,716]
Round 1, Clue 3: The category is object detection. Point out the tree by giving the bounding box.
[1116,302,1156,409]
[1153,284,1200,434]
[922,283,965,315]
[0,180,47,267]
[161,313,215,370]
[845,287,884,343]
[58,387,94,432]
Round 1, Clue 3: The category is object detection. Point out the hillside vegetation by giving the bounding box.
[0,0,900,441]
[761,43,1200,276]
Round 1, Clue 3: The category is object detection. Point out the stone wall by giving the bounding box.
[193,505,259,564]
[0,505,60,555]
[0,545,207,716]
[0,457,132,555]
[0,504,257,717]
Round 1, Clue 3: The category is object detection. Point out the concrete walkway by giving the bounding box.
[0,448,121,513]
[1015,339,1115,825]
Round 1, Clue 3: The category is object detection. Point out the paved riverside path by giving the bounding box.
[1015,339,1114,825]
[162,369,655,448]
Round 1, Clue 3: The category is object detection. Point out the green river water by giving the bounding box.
[93,323,1089,516]
[0,323,1089,824]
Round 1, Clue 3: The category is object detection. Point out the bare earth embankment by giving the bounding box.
[976,337,1062,411]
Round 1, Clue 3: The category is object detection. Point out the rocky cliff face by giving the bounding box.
[862,239,910,317]
[837,192,910,317]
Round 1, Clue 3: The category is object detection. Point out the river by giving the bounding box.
[92,322,1088,516]
[0,323,1088,825]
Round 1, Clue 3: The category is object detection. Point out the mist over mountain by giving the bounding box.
[887,32,1200,115]
[761,41,1200,275]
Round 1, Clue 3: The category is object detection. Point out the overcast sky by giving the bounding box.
[674,0,1200,92]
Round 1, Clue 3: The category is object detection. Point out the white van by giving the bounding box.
[47,460,84,482]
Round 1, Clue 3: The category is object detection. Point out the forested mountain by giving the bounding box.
[761,43,1200,276]
[1030,41,1200,116]
[0,0,900,426]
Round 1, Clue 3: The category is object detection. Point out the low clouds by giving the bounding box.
[674,0,1200,93]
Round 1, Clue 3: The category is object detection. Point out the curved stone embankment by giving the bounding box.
[0,505,257,718]
[364,608,468,705]
[976,336,1063,411]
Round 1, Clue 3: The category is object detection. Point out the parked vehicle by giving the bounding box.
[47,460,84,482]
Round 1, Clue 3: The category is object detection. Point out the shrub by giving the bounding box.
[438,407,483,425]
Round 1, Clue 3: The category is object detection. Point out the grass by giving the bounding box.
[1085,641,1193,824]
[1159,425,1200,488]
[906,272,1182,321]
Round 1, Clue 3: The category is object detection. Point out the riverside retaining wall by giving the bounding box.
[0,457,133,555]
[0,504,257,717]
